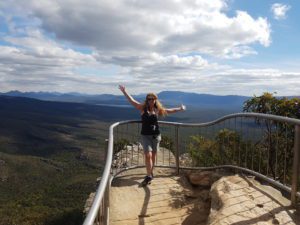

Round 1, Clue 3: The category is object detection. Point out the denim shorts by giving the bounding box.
[141,134,161,152]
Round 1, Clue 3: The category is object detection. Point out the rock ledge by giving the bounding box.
[208,174,297,225]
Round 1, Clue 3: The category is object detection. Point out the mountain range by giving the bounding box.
[1,90,251,111]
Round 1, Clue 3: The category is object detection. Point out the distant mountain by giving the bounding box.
[1,90,252,110]
[0,95,140,123]
[157,91,250,110]
[0,94,241,125]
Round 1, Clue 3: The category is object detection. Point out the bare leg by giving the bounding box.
[145,151,152,176]
[151,151,157,176]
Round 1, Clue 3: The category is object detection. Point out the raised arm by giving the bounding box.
[165,104,186,114]
[119,85,143,110]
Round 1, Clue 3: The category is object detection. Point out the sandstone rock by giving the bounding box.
[83,192,95,214]
[85,166,299,225]
[110,167,211,225]
[208,175,297,225]
[179,153,193,166]
[187,171,221,187]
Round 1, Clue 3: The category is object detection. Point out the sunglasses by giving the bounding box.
[147,98,155,101]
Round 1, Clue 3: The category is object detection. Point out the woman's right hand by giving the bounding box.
[118,85,126,93]
[180,104,186,111]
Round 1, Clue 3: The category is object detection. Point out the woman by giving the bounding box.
[119,85,186,186]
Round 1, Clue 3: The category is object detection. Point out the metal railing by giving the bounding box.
[83,113,300,225]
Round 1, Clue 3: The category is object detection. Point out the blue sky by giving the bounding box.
[0,0,299,96]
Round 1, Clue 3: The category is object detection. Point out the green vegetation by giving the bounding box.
[243,92,300,118]
[0,96,111,225]
[243,92,299,182]
[113,138,130,155]
[187,93,300,186]
[160,135,174,153]
[188,129,242,167]
[0,152,98,225]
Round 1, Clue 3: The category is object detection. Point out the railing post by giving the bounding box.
[104,138,109,161]
[104,176,111,225]
[98,138,109,225]
[175,125,180,175]
[291,125,300,206]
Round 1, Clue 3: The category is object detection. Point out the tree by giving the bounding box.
[243,92,300,118]
[214,129,241,165]
[188,135,216,167]
[243,92,300,182]
[186,93,299,183]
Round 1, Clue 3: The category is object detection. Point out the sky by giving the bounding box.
[0,0,299,96]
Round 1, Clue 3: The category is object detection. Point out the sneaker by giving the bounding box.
[141,176,152,186]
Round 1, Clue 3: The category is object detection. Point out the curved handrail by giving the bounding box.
[82,123,114,225]
[83,120,145,225]
[159,112,300,127]
[83,112,300,225]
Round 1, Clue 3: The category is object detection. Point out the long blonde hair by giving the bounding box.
[142,93,167,116]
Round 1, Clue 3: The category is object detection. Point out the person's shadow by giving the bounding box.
[111,174,151,225]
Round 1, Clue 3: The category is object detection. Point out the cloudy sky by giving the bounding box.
[0,0,299,96]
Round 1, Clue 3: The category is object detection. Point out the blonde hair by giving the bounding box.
[142,93,167,116]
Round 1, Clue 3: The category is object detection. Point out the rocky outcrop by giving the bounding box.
[83,177,101,215]
[83,192,96,215]
[112,144,176,169]
[179,153,193,166]
[112,144,144,169]
[110,168,211,225]
[186,171,223,187]
[208,175,297,225]
[84,145,299,225]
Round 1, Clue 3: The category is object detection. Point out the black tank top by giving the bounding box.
[141,108,160,135]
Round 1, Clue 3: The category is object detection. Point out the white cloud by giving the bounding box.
[271,3,291,20]
[112,61,300,96]
[0,0,298,96]
[2,0,271,59]
[0,28,104,93]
